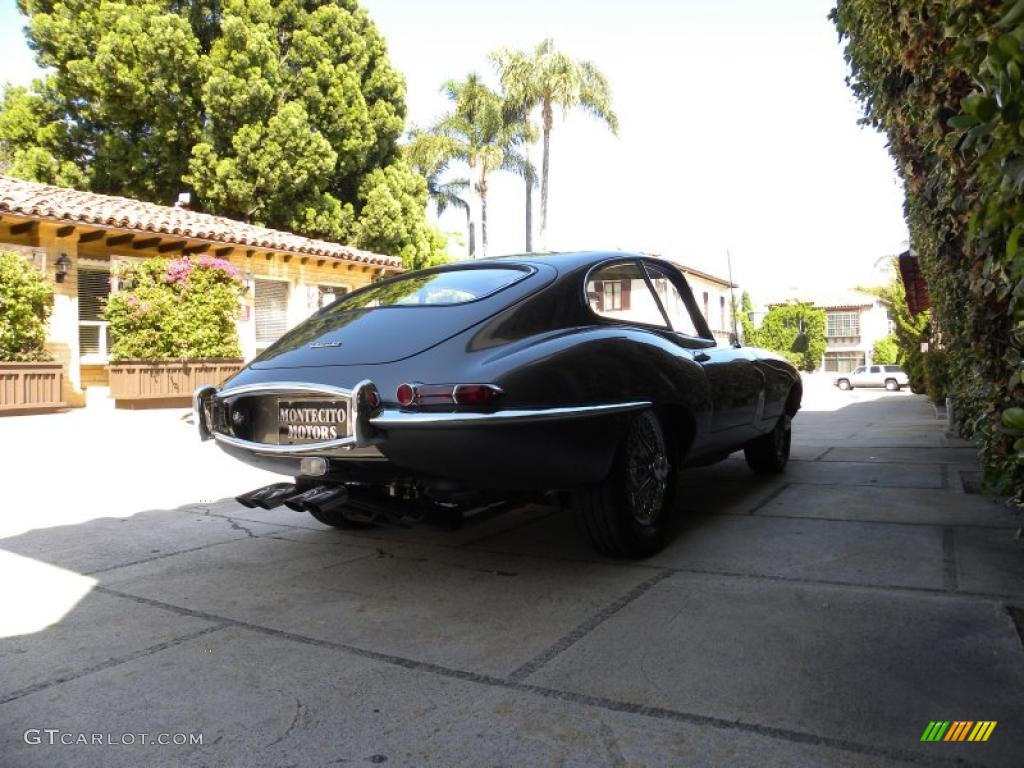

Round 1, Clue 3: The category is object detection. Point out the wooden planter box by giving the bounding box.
[0,361,65,414]
[108,359,243,408]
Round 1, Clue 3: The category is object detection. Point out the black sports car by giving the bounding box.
[195,252,801,557]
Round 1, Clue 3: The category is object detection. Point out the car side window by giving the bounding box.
[885,365,902,373]
[853,367,865,374]
[870,365,881,373]
[586,262,668,328]
[644,264,701,337]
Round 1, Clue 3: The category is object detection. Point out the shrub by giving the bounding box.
[923,350,950,406]
[0,249,53,362]
[746,302,827,372]
[105,255,245,361]
[871,335,899,365]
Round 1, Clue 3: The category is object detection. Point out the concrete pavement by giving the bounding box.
[1,380,1022,767]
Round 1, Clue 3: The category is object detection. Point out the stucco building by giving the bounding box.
[0,176,400,406]
[654,258,738,342]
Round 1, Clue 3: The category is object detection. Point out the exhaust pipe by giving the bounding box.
[284,484,349,515]
[235,482,298,510]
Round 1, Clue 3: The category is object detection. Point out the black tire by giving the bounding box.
[572,410,677,558]
[884,378,899,391]
[308,505,375,530]
[744,414,792,475]
[837,378,852,391]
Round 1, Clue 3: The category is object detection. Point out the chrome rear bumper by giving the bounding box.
[195,381,649,459]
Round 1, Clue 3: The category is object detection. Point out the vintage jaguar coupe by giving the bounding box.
[195,251,801,557]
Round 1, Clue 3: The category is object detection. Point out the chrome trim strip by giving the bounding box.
[370,401,651,428]
[217,381,356,399]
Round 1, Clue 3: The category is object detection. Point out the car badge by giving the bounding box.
[309,341,343,348]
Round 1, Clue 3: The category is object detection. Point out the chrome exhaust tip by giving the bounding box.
[235,482,296,510]
[283,485,349,514]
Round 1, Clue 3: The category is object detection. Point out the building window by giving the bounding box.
[719,295,726,331]
[823,351,865,373]
[78,267,111,361]
[589,279,631,313]
[827,311,860,339]
[254,279,289,346]
[318,284,348,309]
[702,291,709,321]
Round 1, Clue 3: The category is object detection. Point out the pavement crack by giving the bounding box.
[266,696,304,748]
[506,570,674,683]
[225,516,258,538]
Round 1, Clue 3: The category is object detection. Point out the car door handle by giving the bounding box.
[693,351,711,363]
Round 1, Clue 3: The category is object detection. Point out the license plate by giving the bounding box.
[277,399,350,444]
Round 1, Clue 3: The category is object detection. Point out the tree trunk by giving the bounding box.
[525,168,533,253]
[480,178,489,258]
[540,100,553,251]
[467,211,476,258]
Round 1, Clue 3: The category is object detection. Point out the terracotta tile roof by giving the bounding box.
[0,175,401,268]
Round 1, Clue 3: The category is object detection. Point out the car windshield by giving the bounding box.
[333,267,529,310]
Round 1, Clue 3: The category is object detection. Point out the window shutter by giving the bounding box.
[77,269,110,322]
[255,279,289,343]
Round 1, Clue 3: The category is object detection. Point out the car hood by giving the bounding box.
[249,265,557,369]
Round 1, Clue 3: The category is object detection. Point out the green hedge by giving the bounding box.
[0,250,53,362]
[923,349,951,406]
[833,0,1024,502]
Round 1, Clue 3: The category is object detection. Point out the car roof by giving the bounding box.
[483,250,651,273]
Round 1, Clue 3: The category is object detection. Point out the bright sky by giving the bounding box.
[1,0,908,303]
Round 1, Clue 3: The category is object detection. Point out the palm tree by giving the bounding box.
[405,130,473,253]
[434,74,531,258]
[491,39,619,250]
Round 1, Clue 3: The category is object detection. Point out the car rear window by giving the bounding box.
[334,267,529,310]
[884,365,903,372]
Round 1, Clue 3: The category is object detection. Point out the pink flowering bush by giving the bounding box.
[105,255,245,360]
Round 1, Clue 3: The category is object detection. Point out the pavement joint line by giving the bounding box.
[812,447,833,461]
[81,519,303,576]
[85,587,983,768]
[506,570,675,683]
[0,624,226,706]
[942,527,959,592]
[461,545,1020,603]
[84,538,248,576]
[745,483,789,515]
[711,510,1019,530]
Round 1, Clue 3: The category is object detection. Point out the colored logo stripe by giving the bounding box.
[921,721,996,742]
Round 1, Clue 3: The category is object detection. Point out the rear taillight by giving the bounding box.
[396,383,416,407]
[453,384,503,405]
[395,383,503,408]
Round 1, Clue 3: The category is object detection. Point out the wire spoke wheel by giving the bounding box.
[625,411,670,526]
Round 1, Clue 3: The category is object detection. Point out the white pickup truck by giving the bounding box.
[834,365,909,391]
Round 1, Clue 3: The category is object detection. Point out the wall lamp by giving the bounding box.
[54,253,72,283]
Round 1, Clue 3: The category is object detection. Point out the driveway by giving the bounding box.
[1,379,1022,767]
